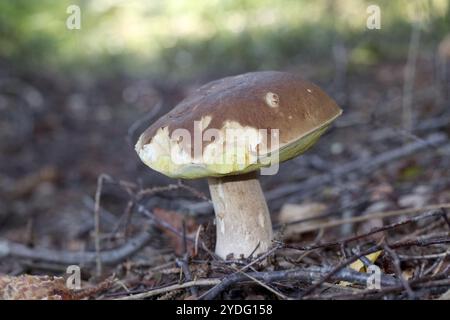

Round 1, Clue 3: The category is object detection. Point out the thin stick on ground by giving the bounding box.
[94,174,108,276]
[176,258,197,297]
[117,266,398,300]
[176,220,198,297]
[308,272,450,300]
[285,203,450,235]
[382,242,415,299]
[198,210,449,300]
[116,279,221,300]
[199,266,398,300]
[298,235,450,298]
[399,251,450,261]
[197,245,282,299]
[229,265,289,300]
[282,209,447,252]
[0,230,154,266]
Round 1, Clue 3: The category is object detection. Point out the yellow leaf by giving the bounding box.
[349,250,382,272]
[339,250,382,287]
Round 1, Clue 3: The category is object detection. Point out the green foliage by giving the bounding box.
[0,0,449,78]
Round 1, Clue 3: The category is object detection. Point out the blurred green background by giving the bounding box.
[1,0,449,80]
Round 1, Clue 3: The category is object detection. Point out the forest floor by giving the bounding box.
[0,56,449,299]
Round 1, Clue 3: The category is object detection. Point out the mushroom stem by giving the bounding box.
[207,172,273,259]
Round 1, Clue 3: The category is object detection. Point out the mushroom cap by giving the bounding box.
[136,71,342,179]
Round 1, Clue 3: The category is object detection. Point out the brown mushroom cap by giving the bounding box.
[136,71,342,178]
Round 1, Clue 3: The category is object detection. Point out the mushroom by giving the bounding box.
[135,71,342,259]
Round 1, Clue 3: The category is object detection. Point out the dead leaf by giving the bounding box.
[339,250,382,287]
[398,194,428,209]
[9,166,58,199]
[153,208,198,255]
[438,289,450,300]
[0,275,72,300]
[0,274,114,300]
[369,183,394,201]
[402,269,414,281]
[278,203,328,239]
[348,251,383,273]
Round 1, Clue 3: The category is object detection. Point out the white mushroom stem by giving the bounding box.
[207,172,273,259]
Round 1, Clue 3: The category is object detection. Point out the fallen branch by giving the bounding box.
[382,242,415,299]
[308,270,450,300]
[116,266,398,300]
[299,235,450,298]
[199,266,398,300]
[281,209,449,250]
[266,133,448,202]
[116,279,221,300]
[282,203,450,234]
[0,230,153,266]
